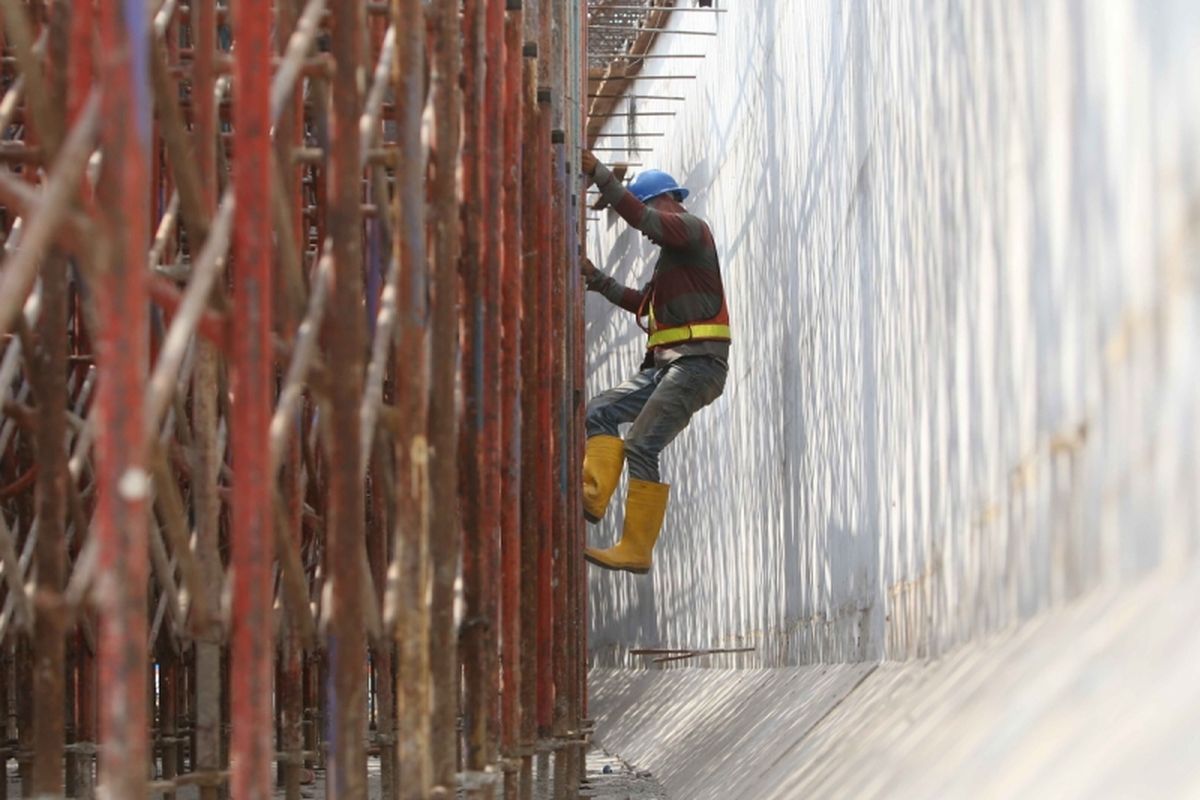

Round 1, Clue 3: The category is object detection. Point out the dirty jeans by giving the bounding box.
[585,356,728,483]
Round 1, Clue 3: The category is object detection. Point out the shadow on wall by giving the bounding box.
[585,0,1200,669]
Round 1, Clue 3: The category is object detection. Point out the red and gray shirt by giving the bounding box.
[586,162,731,368]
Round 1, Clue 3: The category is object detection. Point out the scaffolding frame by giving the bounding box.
[0,0,588,797]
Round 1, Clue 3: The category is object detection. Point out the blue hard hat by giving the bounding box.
[627,170,689,203]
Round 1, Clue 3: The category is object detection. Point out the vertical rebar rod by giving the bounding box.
[94,0,150,795]
[327,0,369,795]
[230,0,274,794]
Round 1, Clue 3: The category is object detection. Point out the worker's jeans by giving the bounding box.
[585,356,727,483]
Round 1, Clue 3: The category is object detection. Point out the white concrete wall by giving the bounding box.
[585,0,1200,667]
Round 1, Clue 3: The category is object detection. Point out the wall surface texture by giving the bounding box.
[585,0,1200,667]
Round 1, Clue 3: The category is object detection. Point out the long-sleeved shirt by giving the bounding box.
[586,162,731,368]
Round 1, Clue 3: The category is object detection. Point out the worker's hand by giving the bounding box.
[581,149,599,177]
[582,258,599,281]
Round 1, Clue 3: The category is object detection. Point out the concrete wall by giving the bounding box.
[585,0,1200,667]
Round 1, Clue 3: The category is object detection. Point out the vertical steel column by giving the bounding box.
[500,4,526,798]
[428,0,463,793]
[230,0,273,795]
[94,0,150,795]
[327,1,369,795]
[392,0,433,796]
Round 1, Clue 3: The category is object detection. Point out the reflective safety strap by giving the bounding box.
[646,324,731,348]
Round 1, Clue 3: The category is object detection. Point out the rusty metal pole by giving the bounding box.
[518,15,543,796]
[187,0,224,797]
[66,7,95,793]
[275,2,306,798]
[550,141,571,800]
[500,4,526,798]
[429,0,463,793]
[481,0,505,788]
[546,7,571,796]
[535,0,555,743]
[391,0,433,796]
[93,0,150,795]
[0,646,7,800]
[459,0,487,792]
[564,3,587,785]
[569,1,588,783]
[575,0,590,745]
[327,0,369,795]
[30,3,69,794]
[230,0,274,795]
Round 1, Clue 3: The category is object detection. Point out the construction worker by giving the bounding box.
[579,149,731,574]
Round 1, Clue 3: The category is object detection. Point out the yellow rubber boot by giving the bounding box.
[584,479,670,575]
[583,435,625,523]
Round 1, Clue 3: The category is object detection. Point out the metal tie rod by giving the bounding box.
[597,54,708,59]
[592,132,666,138]
[589,111,677,117]
[587,4,727,10]
[588,25,717,36]
[588,94,686,100]
[605,74,696,80]
[590,147,655,152]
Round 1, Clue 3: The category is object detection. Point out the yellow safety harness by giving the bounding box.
[642,297,731,348]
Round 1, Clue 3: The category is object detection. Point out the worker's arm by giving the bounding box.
[582,257,646,313]
[583,153,705,249]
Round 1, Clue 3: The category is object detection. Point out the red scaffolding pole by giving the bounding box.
[94,0,150,796]
[230,0,274,795]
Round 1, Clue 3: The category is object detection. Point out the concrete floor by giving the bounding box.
[5,746,663,799]
[589,562,1200,799]
[14,565,1195,799]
